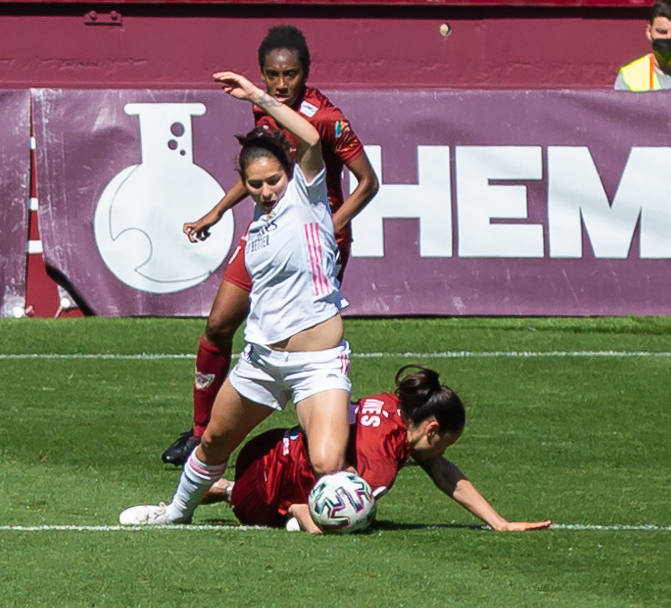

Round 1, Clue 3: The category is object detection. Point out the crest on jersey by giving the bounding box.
[334,120,351,138]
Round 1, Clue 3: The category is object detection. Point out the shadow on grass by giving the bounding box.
[197,515,487,532]
[372,520,487,532]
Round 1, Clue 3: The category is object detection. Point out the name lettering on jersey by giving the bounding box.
[248,234,270,252]
[247,219,278,253]
[299,100,318,118]
[359,398,389,428]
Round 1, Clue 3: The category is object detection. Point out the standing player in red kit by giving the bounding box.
[203,366,552,534]
[162,25,379,465]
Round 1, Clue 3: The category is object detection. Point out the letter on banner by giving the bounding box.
[548,146,671,259]
[350,145,452,257]
[456,146,543,258]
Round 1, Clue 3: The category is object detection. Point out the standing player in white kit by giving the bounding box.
[120,70,352,525]
[162,26,378,466]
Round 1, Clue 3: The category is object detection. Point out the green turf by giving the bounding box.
[1,317,670,607]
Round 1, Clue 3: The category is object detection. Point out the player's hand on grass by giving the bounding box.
[200,478,234,505]
[288,503,322,534]
[493,519,552,532]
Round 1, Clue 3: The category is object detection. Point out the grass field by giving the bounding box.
[1,316,670,607]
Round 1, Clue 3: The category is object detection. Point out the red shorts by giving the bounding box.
[223,228,351,293]
[230,428,287,528]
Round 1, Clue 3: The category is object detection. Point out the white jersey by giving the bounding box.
[243,165,348,345]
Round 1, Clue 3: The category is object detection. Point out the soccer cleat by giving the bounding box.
[161,429,201,466]
[285,517,301,532]
[119,502,191,525]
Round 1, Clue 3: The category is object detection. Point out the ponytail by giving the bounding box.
[395,365,465,433]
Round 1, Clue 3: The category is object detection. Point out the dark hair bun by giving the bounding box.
[395,365,465,433]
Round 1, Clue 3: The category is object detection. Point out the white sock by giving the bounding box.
[168,452,227,521]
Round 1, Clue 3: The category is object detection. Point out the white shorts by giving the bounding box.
[228,341,352,411]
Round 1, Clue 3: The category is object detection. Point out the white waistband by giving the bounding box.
[245,340,350,363]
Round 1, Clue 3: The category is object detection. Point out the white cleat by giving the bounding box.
[285,517,301,532]
[119,502,190,525]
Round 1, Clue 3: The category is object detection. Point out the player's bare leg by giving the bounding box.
[295,389,350,476]
[161,279,250,465]
[162,382,273,521]
[122,380,272,525]
[197,379,273,465]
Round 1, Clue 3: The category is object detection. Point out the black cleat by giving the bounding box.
[161,429,201,466]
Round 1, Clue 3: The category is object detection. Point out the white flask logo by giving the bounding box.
[93,102,233,293]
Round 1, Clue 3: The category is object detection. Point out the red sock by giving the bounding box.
[192,336,232,437]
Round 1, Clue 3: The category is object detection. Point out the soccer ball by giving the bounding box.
[308,471,376,534]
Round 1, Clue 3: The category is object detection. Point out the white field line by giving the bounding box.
[1,351,671,361]
[0,523,669,532]
[549,523,671,531]
[0,524,263,532]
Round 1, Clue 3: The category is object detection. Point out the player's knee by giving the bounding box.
[310,453,345,478]
[199,431,230,464]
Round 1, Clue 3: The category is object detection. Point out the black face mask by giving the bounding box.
[652,37,671,66]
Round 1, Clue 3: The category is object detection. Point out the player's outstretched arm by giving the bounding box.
[287,503,322,534]
[183,179,248,243]
[212,71,323,181]
[421,456,551,531]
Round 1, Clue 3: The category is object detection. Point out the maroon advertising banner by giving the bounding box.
[0,90,30,318]
[32,88,671,317]
[32,89,253,316]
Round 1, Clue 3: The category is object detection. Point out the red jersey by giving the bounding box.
[253,86,365,244]
[347,393,411,498]
[230,393,411,527]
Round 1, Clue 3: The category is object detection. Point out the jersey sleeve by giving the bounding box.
[314,107,365,166]
[291,164,328,206]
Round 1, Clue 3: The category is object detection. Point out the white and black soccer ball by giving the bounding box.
[308,471,376,534]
